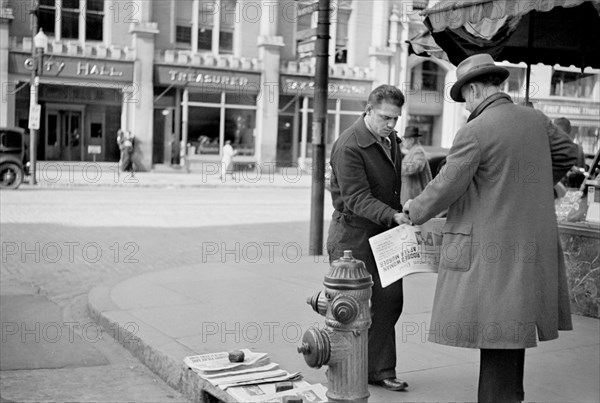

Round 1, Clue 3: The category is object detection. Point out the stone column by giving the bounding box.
[129,22,158,171]
[256,2,284,167]
[0,7,14,126]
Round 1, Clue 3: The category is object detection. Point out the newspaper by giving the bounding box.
[226,380,328,402]
[369,218,445,288]
[184,349,269,373]
[218,371,303,390]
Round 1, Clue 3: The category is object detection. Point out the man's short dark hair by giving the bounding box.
[368,85,405,108]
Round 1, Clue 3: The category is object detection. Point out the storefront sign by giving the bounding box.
[156,66,261,92]
[281,76,372,99]
[537,101,600,127]
[87,145,102,154]
[9,52,134,82]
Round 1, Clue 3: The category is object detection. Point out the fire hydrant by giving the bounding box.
[297,250,373,402]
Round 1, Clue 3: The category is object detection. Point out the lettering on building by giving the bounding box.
[77,62,124,77]
[168,70,249,86]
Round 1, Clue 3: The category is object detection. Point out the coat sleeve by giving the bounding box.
[333,145,398,227]
[402,148,429,175]
[547,119,578,184]
[409,129,481,225]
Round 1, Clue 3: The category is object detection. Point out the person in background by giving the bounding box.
[555,117,586,189]
[555,117,585,168]
[327,84,409,392]
[400,126,432,205]
[117,130,135,173]
[401,53,577,403]
[221,140,236,181]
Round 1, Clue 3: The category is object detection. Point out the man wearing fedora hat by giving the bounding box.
[400,126,433,205]
[400,53,578,402]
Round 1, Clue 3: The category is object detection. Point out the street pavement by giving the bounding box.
[2,168,600,402]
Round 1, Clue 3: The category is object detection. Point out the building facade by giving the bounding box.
[1,0,598,172]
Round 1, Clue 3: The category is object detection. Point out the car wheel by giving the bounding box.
[0,162,23,190]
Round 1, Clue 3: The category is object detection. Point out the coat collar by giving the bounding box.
[354,113,399,149]
[467,92,513,122]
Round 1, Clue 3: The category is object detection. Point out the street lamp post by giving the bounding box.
[29,27,47,185]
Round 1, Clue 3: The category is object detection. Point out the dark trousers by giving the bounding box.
[327,230,404,381]
[478,348,525,403]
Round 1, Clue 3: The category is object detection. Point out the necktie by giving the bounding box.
[382,137,392,159]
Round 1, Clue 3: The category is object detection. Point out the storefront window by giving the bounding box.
[226,109,254,155]
[551,70,597,98]
[577,127,600,156]
[504,67,526,97]
[299,97,365,160]
[189,106,220,154]
[187,89,257,157]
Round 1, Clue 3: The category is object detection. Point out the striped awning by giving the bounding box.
[420,0,600,68]
[423,0,598,34]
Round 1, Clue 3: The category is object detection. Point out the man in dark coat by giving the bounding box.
[327,84,409,392]
[401,53,578,402]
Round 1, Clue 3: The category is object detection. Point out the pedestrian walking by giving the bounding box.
[326,84,409,392]
[221,140,236,181]
[400,126,433,205]
[117,129,135,173]
[400,53,578,403]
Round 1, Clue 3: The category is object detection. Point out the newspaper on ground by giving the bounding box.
[218,371,303,390]
[201,363,280,379]
[183,349,269,373]
[226,380,328,402]
[369,218,445,288]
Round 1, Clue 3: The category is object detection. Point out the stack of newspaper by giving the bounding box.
[226,380,328,402]
[183,349,304,391]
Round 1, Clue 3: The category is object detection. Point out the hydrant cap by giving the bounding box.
[324,251,373,290]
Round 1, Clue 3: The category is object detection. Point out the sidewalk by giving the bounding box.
[87,257,600,403]
[27,162,313,189]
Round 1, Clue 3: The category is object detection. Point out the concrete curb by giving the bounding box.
[86,286,235,403]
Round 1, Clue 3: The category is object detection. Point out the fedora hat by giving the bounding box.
[403,126,421,138]
[450,53,509,102]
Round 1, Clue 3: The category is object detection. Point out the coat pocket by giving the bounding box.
[440,222,473,272]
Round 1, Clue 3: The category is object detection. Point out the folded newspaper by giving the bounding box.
[369,218,445,288]
[226,380,328,402]
[184,349,270,373]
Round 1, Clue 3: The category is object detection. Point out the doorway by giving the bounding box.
[44,106,85,161]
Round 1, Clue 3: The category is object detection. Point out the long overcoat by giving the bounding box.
[409,94,577,349]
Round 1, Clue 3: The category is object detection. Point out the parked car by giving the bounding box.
[0,127,29,190]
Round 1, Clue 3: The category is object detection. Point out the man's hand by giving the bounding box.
[402,199,412,215]
[394,212,412,225]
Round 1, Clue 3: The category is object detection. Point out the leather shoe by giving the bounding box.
[369,378,408,391]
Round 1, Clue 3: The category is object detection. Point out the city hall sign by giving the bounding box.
[9,52,134,83]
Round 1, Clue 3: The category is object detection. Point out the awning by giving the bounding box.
[421,0,600,69]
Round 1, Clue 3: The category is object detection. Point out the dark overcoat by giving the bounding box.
[409,94,577,349]
[327,115,403,260]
